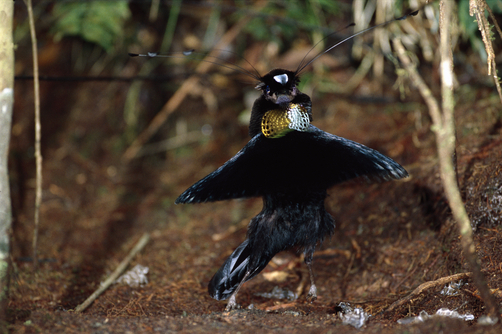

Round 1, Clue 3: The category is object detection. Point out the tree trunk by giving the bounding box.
[0,0,15,326]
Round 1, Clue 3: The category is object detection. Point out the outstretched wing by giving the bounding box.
[176,125,408,203]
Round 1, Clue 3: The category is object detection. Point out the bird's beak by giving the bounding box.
[275,94,292,105]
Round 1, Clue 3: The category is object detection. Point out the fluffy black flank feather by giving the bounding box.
[208,192,335,300]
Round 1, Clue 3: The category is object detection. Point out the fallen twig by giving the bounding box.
[265,302,298,312]
[385,272,472,313]
[74,233,150,313]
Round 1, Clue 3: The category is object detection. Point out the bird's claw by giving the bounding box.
[306,284,318,303]
[225,295,241,311]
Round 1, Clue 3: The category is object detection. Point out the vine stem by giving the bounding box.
[23,0,42,270]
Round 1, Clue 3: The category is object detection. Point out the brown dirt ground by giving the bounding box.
[7,4,502,333]
[7,78,502,333]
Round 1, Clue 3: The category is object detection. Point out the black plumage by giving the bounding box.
[176,68,408,310]
[176,126,407,203]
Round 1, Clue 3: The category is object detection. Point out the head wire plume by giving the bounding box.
[130,10,418,82]
[295,10,419,76]
[129,48,262,81]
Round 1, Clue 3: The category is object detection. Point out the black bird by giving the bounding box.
[174,11,417,311]
[175,67,408,310]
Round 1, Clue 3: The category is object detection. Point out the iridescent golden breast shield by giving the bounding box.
[261,103,311,138]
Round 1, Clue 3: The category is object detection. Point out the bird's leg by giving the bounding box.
[304,252,317,303]
[225,270,250,311]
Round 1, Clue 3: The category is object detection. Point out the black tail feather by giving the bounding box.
[208,239,272,300]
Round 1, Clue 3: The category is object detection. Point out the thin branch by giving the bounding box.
[484,6,502,40]
[386,272,472,313]
[74,233,150,313]
[23,0,42,270]
[469,0,502,104]
[392,39,442,128]
[439,0,498,320]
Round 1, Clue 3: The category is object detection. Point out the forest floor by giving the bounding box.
[6,55,502,333]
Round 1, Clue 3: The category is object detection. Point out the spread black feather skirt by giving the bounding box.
[176,125,408,301]
[176,125,408,204]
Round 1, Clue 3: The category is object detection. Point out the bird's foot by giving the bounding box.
[306,284,317,303]
[225,295,242,311]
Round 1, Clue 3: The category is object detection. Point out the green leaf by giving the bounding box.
[52,1,131,52]
[242,0,340,49]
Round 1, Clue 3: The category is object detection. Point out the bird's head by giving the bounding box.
[255,69,299,107]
